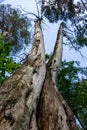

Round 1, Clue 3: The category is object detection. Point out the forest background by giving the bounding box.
[0,0,87,129]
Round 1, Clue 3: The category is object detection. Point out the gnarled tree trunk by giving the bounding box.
[0,20,78,130]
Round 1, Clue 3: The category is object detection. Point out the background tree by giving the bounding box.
[0,4,32,84]
[0,4,31,52]
[57,60,87,129]
[41,0,87,22]
[0,34,19,85]
[40,0,87,49]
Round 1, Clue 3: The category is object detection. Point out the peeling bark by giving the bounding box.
[0,19,46,130]
[0,20,78,130]
[37,76,77,130]
[37,23,77,130]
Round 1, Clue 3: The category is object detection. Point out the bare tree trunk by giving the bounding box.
[36,23,77,130]
[0,20,78,130]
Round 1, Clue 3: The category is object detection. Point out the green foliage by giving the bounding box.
[0,0,4,3]
[0,4,31,52]
[75,80,87,129]
[74,21,87,48]
[41,0,87,23]
[57,60,87,129]
[45,54,50,61]
[0,34,19,85]
[63,20,87,49]
[41,0,75,22]
[40,0,87,49]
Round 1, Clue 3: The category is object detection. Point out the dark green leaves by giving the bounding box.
[0,4,31,52]
[74,22,87,48]
[57,60,87,129]
[40,0,87,49]
[41,0,87,23]
[0,34,19,85]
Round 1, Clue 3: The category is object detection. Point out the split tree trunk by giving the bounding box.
[0,20,78,130]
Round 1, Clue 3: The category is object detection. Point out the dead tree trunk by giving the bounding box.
[0,20,78,130]
[36,23,78,130]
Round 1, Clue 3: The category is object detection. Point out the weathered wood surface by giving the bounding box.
[36,23,77,130]
[0,20,46,130]
[0,20,78,130]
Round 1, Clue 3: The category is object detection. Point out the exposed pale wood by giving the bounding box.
[0,20,78,130]
[47,22,63,91]
[37,23,78,130]
[0,19,46,130]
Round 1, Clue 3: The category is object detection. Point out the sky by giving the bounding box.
[1,0,87,68]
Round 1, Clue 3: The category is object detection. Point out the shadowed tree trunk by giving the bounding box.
[0,19,78,130]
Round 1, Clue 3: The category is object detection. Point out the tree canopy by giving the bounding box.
[0,4,31,52]
[41,0,87,22]
[40,0,87,49]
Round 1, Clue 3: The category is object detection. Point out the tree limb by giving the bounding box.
[47,22,63,90]
[0,19,46,130]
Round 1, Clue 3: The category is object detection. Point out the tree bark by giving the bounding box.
[0,20,78,130]
[36,23,78,130]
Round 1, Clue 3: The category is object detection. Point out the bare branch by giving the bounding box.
[35,0,40,17]
[19,5,39,19]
